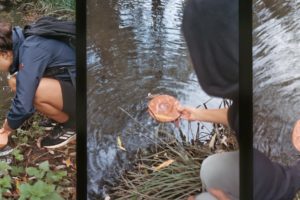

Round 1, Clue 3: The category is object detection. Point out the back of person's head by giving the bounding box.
[182,0,239,134]
[182,0,238,100]
[0,22,12,53]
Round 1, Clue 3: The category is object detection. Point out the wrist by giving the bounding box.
[7,72,17,80]
[3,120,13,132]
[194,108,206,121]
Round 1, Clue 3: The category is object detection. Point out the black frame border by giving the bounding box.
[239,0,253,199]
[76,0,87,199]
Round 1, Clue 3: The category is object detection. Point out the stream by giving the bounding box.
[86,0,221,198]
[253,0,300,165]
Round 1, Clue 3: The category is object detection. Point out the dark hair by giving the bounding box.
[0,22,12,52]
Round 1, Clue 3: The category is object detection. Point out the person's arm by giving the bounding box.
[254,149,300,199]
[5,46,50,130]
[177,106,229,126]
[0,46,50,147]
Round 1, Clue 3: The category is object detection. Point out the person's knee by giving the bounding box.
[200,154,220,186]
[195,192,217,200]
[200,151,239,195]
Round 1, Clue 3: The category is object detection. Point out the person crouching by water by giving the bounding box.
[180,0,300,199]
[0,21,76,149]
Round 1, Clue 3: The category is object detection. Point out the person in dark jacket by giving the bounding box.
[180,0,300,199]
[0,21,76,149]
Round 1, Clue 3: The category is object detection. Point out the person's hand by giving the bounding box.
[208,188,231,200]
[292,120,300,152]
[0,128,10,149]
[177,105,201,121]
[7,75,16,92]
[3,119,12,132]
[0,119,12,149]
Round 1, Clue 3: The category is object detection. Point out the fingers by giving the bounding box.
[0,131,9,149]
[177,105,194,121]
[177,105,185,112]
[208,188,231,200]
[292,120,300,152]
[177,105,193,113]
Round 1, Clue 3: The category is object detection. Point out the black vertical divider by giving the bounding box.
[76,0,87,199]
[239,0,253,199]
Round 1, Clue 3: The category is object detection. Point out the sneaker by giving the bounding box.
[0,145,14,164]
[40,125,76,149]
[39,118,57,131]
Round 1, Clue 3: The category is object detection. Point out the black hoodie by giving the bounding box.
[182,0,300,199]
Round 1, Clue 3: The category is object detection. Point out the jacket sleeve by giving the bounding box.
[254,149,300,199]
[7,46,51,129]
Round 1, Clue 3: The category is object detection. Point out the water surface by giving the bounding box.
[86,0,221,198]
[253,0,300,165]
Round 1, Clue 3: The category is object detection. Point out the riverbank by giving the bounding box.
[0,0,74,24]
[107,122,300,200]
[105,123,238,199]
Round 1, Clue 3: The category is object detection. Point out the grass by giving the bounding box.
[109,123,238,200]
[13,0,75,23]
[109,99,300,200]
[107,100,238,200]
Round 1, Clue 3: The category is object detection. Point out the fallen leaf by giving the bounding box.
[209,133,217,150]
[153,159,175,171]
[15,179,20,194]
[63,157,72,167]
[55,165,67,170]
[48,150,55,155]
[70,152,76,157]
[117,136,126,151]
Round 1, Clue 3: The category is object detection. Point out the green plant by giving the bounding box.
[18,0,75,20]
[19,180,63,200]
[18,161,67,199]
[12,149,24,161]
[0,116,74,199]
[0,159,68,199]
[0,162,12,197]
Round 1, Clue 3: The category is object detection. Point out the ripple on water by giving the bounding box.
[87,0,221,198]
[253,0,300,165]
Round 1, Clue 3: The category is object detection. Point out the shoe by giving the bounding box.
[39,118,57,131]
[0,145,14,164]
[40,125,76,149]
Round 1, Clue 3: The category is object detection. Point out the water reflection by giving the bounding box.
[87,0,220,198]
[253,0,300,165]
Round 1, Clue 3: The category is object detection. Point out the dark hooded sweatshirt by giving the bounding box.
[7,27,76,130]
[182,0,300,199]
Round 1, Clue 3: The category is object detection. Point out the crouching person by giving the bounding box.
[0,20,76,149]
